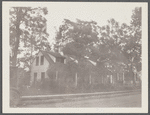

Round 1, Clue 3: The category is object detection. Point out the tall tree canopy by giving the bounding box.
[52,7,141,82]
[54,19,100,60]
[10,7,49,70]
[121,7,142,73]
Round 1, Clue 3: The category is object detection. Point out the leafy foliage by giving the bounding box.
[10,7,49,70]
[51,7,142,87]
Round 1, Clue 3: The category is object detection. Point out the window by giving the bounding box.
[41,72,45,82]
[36,56,39,66]
[60,58,64,63]
[41,55,44,65]
[34,73,37,84]
[56,57,64,63]
[56,58,59,62]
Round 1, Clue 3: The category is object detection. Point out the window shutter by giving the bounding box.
[36,57,39,66]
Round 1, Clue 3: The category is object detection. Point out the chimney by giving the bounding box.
[58,47,64,56]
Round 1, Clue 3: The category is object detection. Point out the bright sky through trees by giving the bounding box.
[45,3,142,43]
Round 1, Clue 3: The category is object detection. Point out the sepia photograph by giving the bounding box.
[2,2,148,113]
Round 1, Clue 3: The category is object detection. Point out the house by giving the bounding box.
[30,50,129,89]
[30,50,66,86]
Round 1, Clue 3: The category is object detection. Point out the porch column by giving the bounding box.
[117,73,119,81]
[110,75,113,84]
[56,71,58,81]
[89,75,92,85]
[123,72,125,84]
[134,73,137,82]
[75,73,78,87]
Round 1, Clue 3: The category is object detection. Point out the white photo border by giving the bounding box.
[2,2,148,113]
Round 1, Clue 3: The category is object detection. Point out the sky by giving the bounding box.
[45,2,142,43]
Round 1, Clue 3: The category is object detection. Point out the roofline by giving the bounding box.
[47,52,66,59]
[31,50,64,66]
[30,51,40,65]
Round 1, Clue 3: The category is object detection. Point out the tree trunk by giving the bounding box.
[12,26,20,67]
[11,8,21,67]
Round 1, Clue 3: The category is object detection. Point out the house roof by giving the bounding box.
[47,51,66,59]
[40,50,54,64]
[31,50,66,65]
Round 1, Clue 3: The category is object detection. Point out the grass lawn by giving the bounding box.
[20,84,141,96]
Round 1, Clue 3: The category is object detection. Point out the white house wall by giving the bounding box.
[30,52,50,85]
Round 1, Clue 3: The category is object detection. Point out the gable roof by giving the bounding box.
[31,50,66,65]
[40,50,54,64]
[47,51,66,59]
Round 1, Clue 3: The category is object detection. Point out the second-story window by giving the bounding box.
[60,58,64,63]
[56,57,64,63]
[56,58,59,63]
[41,55,44,65]
[36,56,39,66]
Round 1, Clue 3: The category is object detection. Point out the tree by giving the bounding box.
[10,7,49,70]
[54,19,100,57]
[98,9,141,82]
[131,7,141,28]
[130,7,141,72]
[54,19,127,86]
[52,7,142,87]
[121,7,142,82]
[52,19,101,89]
